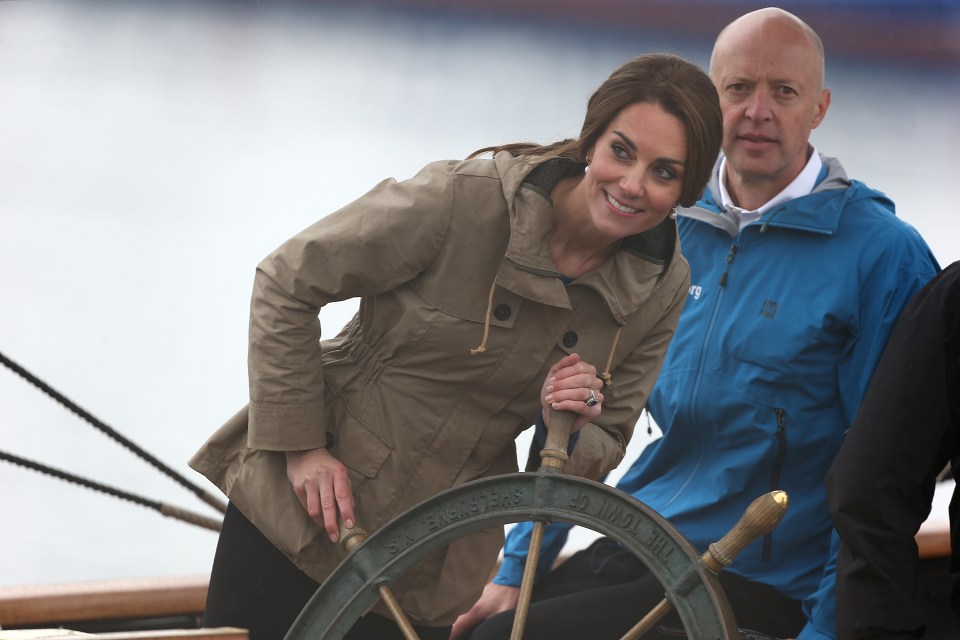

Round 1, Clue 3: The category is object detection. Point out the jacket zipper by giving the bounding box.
[718,243,738,287]
[664,242,737,509]
[763,408,788,561]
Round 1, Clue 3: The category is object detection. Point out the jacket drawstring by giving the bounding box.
[469,281,497,355]
[601,325,622,387]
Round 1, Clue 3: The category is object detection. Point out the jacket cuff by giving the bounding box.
[563,423,625,480]
[492,556,526,588]
[247,399,328,450]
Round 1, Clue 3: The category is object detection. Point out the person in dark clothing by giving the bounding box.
[826,261,960,639]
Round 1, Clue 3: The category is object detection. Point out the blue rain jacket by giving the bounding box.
[497,154,939,640]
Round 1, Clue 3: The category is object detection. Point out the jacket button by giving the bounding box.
[494,304,511,321]
[563,331,578,347]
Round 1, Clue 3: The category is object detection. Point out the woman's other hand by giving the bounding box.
[285,447,356,543]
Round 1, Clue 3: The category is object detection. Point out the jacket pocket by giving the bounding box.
[327,394,392,479]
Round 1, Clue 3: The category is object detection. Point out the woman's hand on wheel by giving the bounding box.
[541,353,604,433]
[285,447,355,543]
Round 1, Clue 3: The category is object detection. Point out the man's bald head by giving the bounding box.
[711,7,825,91]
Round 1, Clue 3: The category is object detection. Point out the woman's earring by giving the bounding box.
[669,203,679,219]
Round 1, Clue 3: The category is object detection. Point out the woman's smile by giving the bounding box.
[604,191,641,216]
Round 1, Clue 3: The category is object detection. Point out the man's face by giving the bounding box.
[711,17,830,198]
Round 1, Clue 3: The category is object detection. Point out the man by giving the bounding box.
[452,7,939,640]
[827,262,960,638]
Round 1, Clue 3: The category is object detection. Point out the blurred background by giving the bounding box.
[1,0,958,587]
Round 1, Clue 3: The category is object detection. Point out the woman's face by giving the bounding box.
[582,101,687,239]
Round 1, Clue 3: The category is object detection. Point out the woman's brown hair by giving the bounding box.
[472,53,722,207]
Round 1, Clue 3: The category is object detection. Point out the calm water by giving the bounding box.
[1,1,958,588]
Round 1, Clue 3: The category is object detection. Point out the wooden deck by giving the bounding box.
[0,630,246,640]
[917,479,954,559]
[0,575,207,628]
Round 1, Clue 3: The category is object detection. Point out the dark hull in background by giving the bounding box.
[347,0,960,65]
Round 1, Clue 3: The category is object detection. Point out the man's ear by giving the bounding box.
[811,87,831,130]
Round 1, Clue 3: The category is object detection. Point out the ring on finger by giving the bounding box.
[586,389,599,407]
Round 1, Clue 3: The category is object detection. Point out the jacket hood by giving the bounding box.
[682,153,896,238]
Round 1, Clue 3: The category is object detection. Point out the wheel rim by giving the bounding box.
[285,472,738,640]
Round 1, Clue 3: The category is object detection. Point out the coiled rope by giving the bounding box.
[0,349,227,529]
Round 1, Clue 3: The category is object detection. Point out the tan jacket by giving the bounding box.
[189,152,690,625]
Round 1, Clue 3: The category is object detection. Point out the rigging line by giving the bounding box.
[0,449,222,532]
[0,349,226,515]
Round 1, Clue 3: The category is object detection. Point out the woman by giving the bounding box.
[190,52,722,640]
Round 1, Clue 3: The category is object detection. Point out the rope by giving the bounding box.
[0,349,226,514]
[0,449,221,532]
[469,280,497,355]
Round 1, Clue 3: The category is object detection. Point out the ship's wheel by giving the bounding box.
[284,412,786,640]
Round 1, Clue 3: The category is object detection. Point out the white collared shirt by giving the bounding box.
[719,146,823,231]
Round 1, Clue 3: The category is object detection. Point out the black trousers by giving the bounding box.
[203,502,452,640]
[468,537,806,640]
